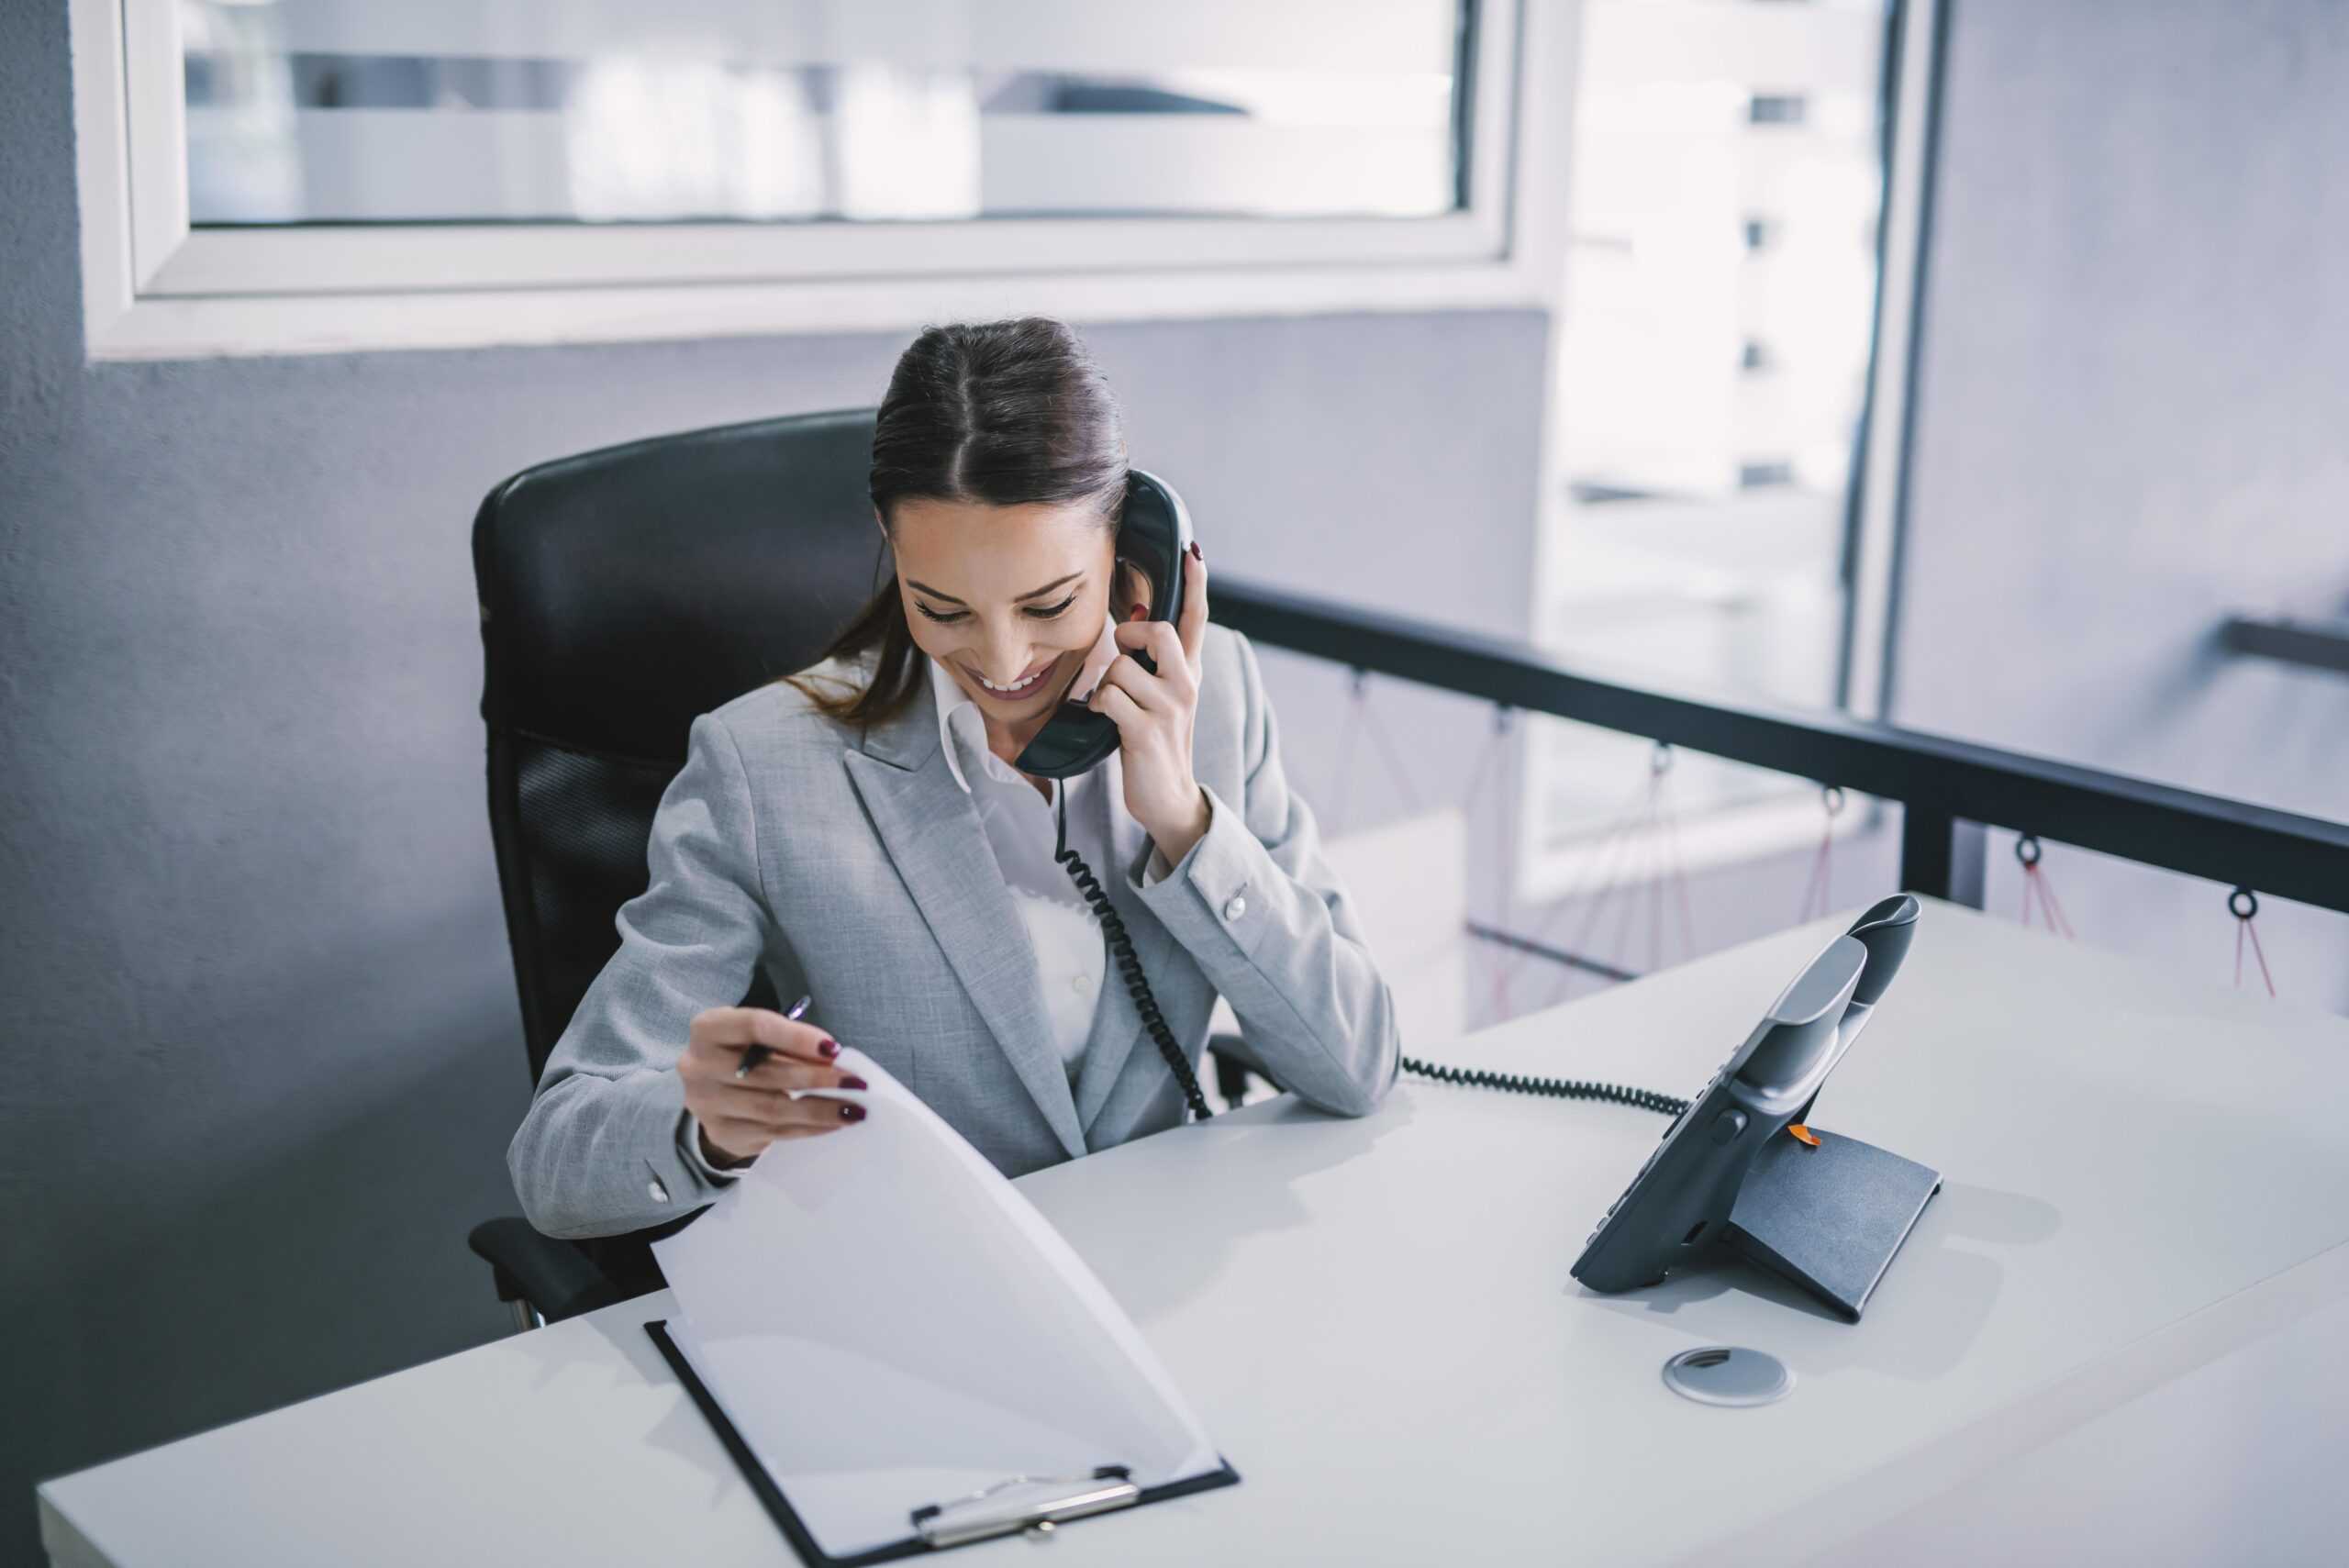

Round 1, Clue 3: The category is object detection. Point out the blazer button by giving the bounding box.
[1223,894,1248,922]
[648,1176,670,1204]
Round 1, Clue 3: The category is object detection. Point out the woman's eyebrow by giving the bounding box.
[906,572,1083,606]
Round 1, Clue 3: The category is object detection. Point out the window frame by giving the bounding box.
[73,0,1565,361]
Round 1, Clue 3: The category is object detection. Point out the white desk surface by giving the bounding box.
[39,901,2349,1567]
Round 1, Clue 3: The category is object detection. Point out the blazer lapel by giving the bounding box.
[1070,748,1196,1138]
[842,683,1086,1160]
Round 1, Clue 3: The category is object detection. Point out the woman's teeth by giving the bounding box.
[976,661,1052,695]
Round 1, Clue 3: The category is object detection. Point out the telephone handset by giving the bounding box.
[1015,469,1192,781]
[1025,468,1217,1122]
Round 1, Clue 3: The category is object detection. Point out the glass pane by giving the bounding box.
[180,0,1469,226]
[1540,0,1893,840]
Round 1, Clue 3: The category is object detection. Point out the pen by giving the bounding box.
[735,993,813,1081]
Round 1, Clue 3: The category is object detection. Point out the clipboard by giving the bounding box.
[641,1049,1242,1563]
[647,1318,1241,1562]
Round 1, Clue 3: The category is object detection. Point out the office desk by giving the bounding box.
[39,901,2349,1565]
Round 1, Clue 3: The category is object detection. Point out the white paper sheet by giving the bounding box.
[652,1049,1220,1559]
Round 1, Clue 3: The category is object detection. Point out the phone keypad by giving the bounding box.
[1579,1058,1735,1249]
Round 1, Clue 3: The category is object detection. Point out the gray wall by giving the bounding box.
[0,5,1546,1557]
[1892,0,2349,1005]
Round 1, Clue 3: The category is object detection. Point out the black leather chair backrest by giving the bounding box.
[472,408,885,1083]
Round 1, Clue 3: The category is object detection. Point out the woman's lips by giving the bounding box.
[964,653,1061,701]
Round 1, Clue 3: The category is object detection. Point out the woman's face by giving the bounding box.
[887,495,1139,730]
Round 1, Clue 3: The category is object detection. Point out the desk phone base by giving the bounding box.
[1722,1127,1942,1321]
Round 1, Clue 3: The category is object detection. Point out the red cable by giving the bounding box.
[2236,916,2277,996]
[2033,866,2076,939]
[1357,698,1427,817]
[1324,695,1364,838]
[1495,771,1653,1000]
[1798,828,1833,921]
[1661,794,1698,958]
[1594,789,1655,992]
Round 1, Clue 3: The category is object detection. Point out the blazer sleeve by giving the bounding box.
[1127,629,1401,1117]
[507,711,772,1239]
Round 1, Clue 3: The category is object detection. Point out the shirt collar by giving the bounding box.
[925,656,978,794]
[928,654,1092,811]
[932,654,1053,796]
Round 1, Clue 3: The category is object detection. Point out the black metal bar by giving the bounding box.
[1899,811,1987,908]
[1876,0,1956,718]
[2220,616,2349,679]
[1899,807,1955,900]
[1212,576,2349,917]
[1947,818,1987,906]
[1831,0,1917,710]
[1463,921,1639,984]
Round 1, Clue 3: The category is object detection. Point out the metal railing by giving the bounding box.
[1212,577,2349,919]
[2221,615,2349,680]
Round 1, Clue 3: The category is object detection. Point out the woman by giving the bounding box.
[508,317,1397,1240]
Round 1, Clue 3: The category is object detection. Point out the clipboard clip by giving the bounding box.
[910,1465,1140,1548]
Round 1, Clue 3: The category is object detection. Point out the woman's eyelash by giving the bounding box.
[916,593,1079,624]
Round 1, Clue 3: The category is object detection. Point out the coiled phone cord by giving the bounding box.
[1052,788,1218,1122]
[1052,791,1682,1123]
[1399,1056,1687,1118]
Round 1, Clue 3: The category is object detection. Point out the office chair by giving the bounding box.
[466,407,889,1326]
[466,409,1261,1327]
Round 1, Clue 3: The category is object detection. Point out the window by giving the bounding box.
[73,0,1555,359]
[181,15,1462,227]
[1518,0,1938,901]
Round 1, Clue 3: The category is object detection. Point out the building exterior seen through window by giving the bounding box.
[179,0,1469,227]
[1530,0,1895,894]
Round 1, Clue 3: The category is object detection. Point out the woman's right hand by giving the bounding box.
[679,1006,868,1168]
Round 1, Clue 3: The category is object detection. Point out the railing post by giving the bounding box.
[1900,808,1987,907]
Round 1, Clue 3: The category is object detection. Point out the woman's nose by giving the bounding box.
[975,634,1041,685]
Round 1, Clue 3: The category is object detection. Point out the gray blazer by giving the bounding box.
[508,623,1400,1239]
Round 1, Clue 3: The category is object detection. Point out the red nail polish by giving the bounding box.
[1187,540,1202,561]
[840,1074,869,1091]
[818,1038,840,1058]
[841,1103,865,1122]
[1130,602,1146,619]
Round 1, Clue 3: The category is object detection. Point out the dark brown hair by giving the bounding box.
[781,317,1129,727]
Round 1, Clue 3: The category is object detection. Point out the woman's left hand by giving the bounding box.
[1088,541,1211,864]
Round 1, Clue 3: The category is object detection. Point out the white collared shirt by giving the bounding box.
[928,653,1140,1078]
[679,656,1176,1182]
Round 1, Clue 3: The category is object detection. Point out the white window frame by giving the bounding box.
[72,0,1573,361]
[1510,0,1940,908]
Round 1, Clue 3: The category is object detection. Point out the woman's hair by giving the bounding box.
[780,317,1130,727]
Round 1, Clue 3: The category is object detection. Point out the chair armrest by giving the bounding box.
[467,1218,629,1325]
[1208,1032,1284,1109]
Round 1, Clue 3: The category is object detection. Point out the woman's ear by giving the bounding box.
[1116,558,1153,617]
